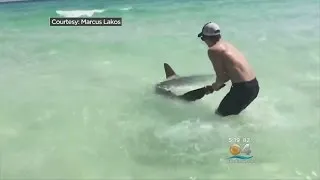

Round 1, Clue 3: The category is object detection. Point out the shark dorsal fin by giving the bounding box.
[164,63,177,79]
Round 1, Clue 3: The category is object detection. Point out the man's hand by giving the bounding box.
[204,85,214,94]
[204,83,226,95]
[211,82,225,91]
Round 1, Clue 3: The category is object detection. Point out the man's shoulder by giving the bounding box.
[208,44,225,56]
[208,46,221,53]
[210,41,227,52]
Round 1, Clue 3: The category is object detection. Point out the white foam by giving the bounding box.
[305,73,320,81]
[0,0,27,2]
[55,9,105,18]
[103,61,111,65]
[48,50,57,55]
[120,7,132,11]
[258,36,267,42]
[312,171,318,177]
[295,170,302,175]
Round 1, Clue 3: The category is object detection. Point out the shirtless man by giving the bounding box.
[197,22,260,116]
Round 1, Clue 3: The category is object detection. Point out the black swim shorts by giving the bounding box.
[216,78,260,116]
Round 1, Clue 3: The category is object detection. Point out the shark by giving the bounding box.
[154,63,219,101]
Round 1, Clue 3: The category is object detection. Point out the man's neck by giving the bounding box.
[208,39,220,47]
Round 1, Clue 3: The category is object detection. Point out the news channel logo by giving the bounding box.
[227,143,253,160]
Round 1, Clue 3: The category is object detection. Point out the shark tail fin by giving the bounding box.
[164,63,177,79]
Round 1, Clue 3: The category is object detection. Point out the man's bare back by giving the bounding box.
[209,40,256,83]
[197,21,260,116]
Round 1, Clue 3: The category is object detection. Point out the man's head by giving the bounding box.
[197,22,221,47]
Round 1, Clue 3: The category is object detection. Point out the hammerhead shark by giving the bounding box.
[155,63,225,101]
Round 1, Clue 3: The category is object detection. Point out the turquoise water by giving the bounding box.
[0,0,319,179]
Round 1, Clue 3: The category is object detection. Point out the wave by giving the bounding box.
[55,9,105,17]
[0,0,55,4]
[0,0,28,2]
[119,7,132,11]
[0,0,26,3]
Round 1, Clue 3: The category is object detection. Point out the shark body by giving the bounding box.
[155,63,214,98]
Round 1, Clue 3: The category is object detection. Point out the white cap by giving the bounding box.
[197,22,220,37]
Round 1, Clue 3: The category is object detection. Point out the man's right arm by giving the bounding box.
[207,49,230,88]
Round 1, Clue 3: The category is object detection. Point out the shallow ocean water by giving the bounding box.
[0,0,319,179]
